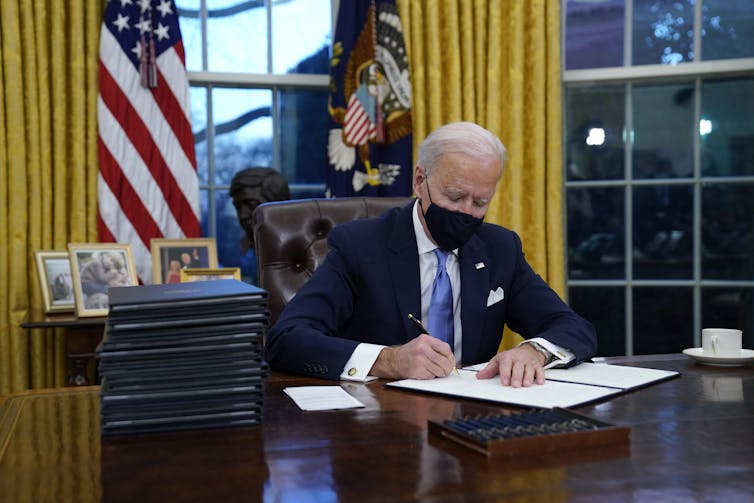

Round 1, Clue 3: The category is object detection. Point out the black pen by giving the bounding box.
[407,313,458,374]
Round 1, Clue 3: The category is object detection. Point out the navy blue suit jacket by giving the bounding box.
[265,200,597,379]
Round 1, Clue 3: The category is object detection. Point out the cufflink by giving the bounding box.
[348,367,357,376]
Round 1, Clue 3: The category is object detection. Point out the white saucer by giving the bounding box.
[682,347,754,367]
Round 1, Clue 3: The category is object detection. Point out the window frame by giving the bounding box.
[562,1,754,354]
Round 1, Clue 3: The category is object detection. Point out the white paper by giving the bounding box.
[544,362,678,390]
[386,369,621,408]
[284,386,365,411]
[462,361,678,391]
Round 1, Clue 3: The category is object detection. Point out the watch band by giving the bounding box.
[527,341,554,365]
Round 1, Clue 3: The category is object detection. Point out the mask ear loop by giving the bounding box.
[424,174,436,207]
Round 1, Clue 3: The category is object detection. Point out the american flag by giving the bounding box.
[97,0,200,284]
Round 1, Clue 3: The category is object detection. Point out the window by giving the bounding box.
[177,0,332,282]
[564,0,754,355]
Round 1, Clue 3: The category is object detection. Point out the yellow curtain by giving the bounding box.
[0,0,102,393]
[398,0,564,350]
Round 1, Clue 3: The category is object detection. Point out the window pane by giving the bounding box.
[633,83,694,179]
[702,183,754,280]
[190,86,208,184]
[633,0,695,65]
[702,288,754,349]
[569,287,625,357]
[199,189,210,236]
[702,0,754,61]
[176,0,203,71]
[565,86,625,181]
[212,88,273,185]
[633,186,693,279]
[272,0,330,74]
[701,77,754,177]
[564,0,624,70]
[278,88,329,186]
[207,1,268,73]
[567,187,625,279]
[215,190,247,273]
[634,287,693,354]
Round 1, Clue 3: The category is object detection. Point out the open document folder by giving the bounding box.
[386,362,679,408]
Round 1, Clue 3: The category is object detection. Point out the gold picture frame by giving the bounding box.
[150,238,218,284]
[179,267,241,282]
[34,250,76,313]
[68,243,139,317]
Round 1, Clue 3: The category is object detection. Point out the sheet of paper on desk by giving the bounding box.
[462,361,679,390]
[284,386,365,411]
[386,370,621,408]
[544,362,679,390]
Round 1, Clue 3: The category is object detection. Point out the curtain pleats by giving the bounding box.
[0,0,102,393]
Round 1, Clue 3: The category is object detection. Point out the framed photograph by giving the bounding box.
[150,238,218,284]
[68,243,139,317]
[34,251,76,313]
[180,267,241,282]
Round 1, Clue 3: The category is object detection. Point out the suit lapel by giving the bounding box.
[387,202,422,342]
[459,234,490,364]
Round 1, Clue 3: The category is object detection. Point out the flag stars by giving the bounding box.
[119,0,133,7]
[154,22,170,41]
[112,13,130,32]
[156,0,173,17]
[138,0,151,14]
[135,17,152,34]
[131,40,142,59]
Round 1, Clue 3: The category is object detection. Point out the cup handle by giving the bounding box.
[711,334,718,354]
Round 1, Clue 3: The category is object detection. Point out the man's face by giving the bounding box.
[413,152,501,220]
[233,196,262,232]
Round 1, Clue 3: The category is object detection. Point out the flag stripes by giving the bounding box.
[97,0,200,284]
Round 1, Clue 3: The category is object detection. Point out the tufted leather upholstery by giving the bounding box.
[252,197,411,327]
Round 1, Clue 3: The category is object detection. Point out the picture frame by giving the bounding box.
[68,243,139,317]
[179,267,241,282]
[150,238,218,284]
[34,250,76,313]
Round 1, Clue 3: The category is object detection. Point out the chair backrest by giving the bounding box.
[252,196,411,326]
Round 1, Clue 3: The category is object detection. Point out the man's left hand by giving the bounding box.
[475,344,547,387]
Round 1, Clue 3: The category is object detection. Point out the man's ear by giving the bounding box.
[412,164,426,196]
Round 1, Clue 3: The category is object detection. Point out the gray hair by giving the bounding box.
[417,122,507,175]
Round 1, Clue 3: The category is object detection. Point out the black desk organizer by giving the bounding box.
[428,408,630,457]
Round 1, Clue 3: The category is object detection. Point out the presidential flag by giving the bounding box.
[97,0,200,284]
[326,0,412,198]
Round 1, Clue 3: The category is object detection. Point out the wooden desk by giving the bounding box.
[20,311,105,386]
[0,355,752,502]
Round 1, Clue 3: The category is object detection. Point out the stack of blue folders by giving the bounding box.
[97,279,269,435]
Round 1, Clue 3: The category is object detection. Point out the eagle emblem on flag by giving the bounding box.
[327,1,412,197]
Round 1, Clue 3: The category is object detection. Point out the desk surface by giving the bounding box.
[1,354,752,502]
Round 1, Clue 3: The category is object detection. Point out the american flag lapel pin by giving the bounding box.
[475,262,485,269]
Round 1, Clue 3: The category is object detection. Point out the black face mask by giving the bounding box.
[420,179,484,251]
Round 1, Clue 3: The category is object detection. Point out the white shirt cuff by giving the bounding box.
[340,343,385,382]
[520,337,575,369]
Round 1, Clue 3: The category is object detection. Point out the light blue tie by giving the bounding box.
[427,249,454,350]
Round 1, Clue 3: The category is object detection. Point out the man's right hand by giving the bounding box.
[369,334,455,379]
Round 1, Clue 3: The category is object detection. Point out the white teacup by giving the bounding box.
[702,328,742,357]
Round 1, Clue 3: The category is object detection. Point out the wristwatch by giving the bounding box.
[527,341,554,365]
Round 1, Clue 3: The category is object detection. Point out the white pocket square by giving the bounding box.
[486,286,505,307]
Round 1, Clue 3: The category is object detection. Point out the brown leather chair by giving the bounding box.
[252,197,411,327]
